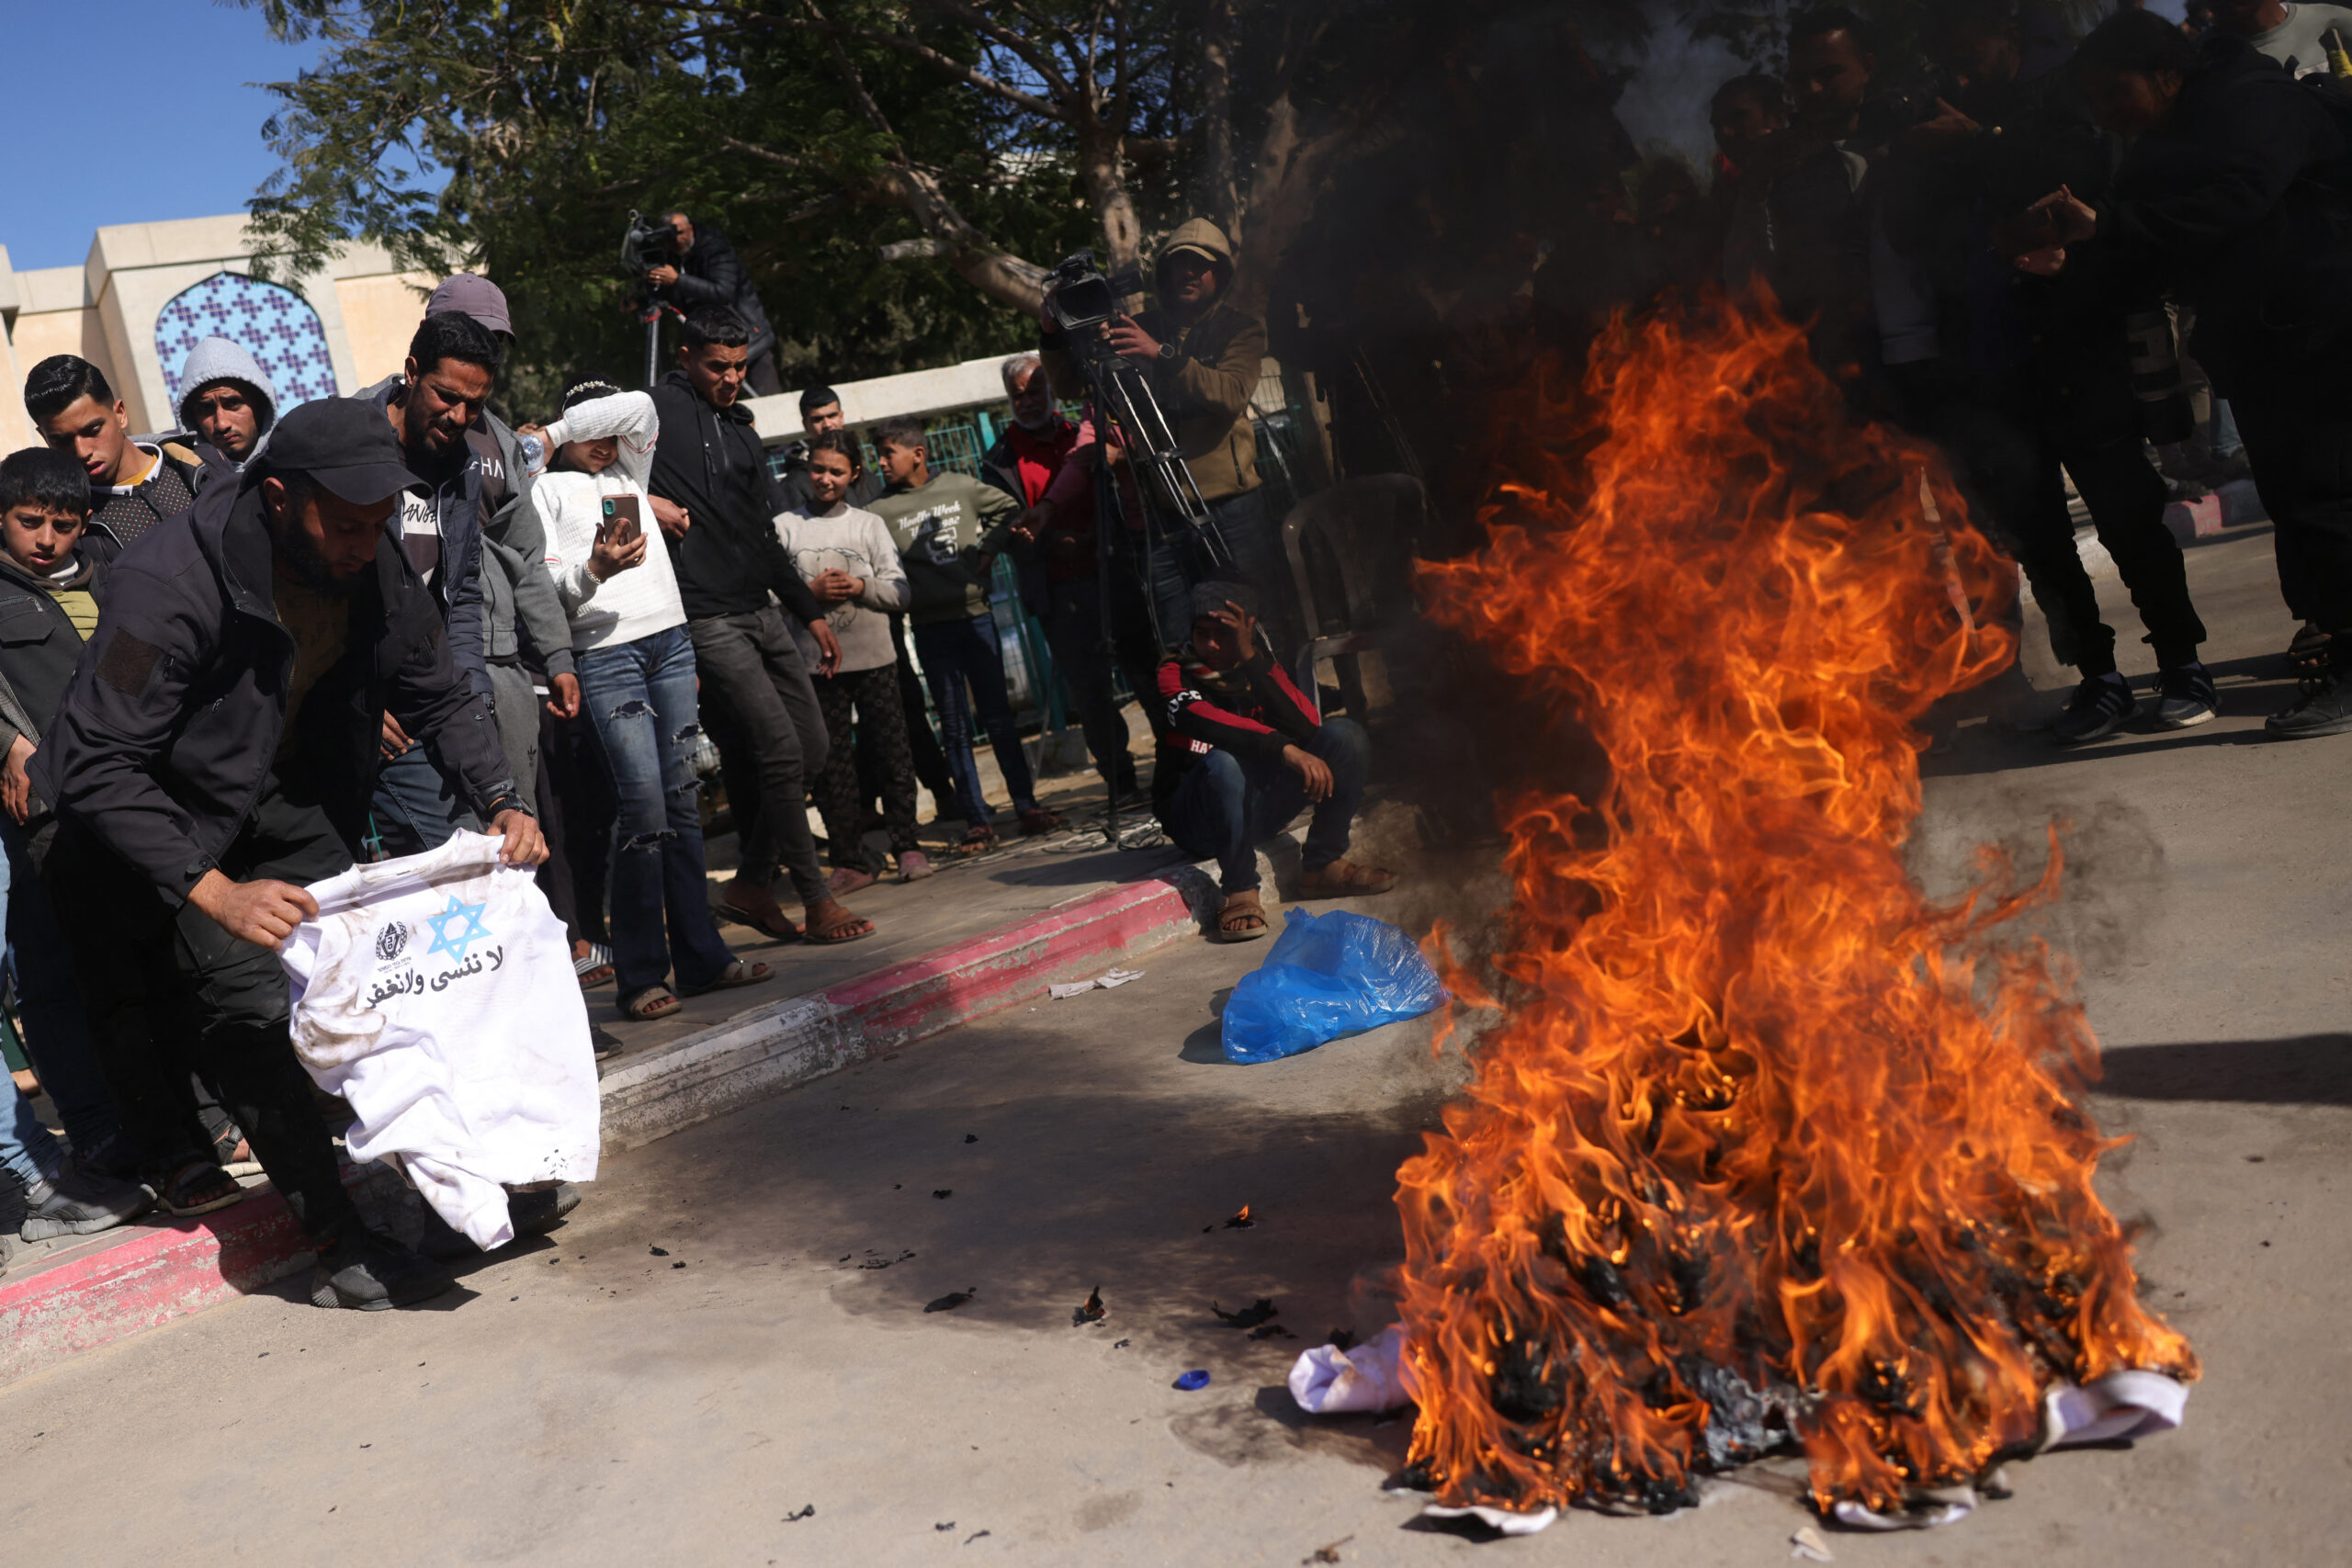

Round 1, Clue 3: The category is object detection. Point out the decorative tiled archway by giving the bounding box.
[155,271,339,413]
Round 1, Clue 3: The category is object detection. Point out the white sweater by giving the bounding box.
[532,391,687,651]
[775,503,912,674]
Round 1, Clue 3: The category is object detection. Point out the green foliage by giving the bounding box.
[236,0,1100,414]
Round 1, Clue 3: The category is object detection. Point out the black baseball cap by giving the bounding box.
[263,398,421,505]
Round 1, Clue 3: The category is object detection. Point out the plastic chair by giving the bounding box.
[1278,474,1427,716]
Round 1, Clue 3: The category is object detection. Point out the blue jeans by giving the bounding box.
[3,820,121,1156]
[1162,718,1370,894]
[370,744,473,856]
[578,626,738,998]
[912,614,1039,829]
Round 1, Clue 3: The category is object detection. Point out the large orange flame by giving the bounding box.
[1395,302,2196,1517]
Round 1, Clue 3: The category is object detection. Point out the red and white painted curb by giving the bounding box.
[0,867,1210,1388]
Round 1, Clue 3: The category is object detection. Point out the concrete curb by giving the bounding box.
[0,867,1212,1387]
[602,866,1211,1152]
[0,1161,408,1386]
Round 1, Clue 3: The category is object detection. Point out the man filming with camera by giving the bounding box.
[641,210,786,398]
[1038,220,1290,659]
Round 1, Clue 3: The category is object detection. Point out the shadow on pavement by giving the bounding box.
[2097,1035,2352,1108]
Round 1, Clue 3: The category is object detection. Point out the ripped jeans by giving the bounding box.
[576,626,737,999]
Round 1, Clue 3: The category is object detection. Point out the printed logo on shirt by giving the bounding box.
[424,894,492,962]
[399,490,444,583]
[795,543,880,634]
[902,502,967,564]
[366,895,507,1010]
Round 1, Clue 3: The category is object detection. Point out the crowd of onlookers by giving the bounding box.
[0,199,1394,1309]
[1683,0,2352,743]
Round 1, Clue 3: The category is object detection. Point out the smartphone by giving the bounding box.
[599,494,642,544]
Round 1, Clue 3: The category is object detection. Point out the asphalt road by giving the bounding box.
[5,528,2346,1568]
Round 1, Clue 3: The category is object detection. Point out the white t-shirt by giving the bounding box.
[532,391,688,651]
[2248,4,2352,74]
[279,831,599,1249]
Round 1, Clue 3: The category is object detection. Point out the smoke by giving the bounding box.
[1606,22,1745,186]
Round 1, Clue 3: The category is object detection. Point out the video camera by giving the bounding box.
[1044,249,1148,337]
[621,210,683,278]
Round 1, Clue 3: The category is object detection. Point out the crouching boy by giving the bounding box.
[1153,581,1394,942]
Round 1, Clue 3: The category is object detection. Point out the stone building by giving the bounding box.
[0,215,433,449]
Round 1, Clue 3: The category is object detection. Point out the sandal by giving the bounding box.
[160,1158,246,1218]
[677,960,774,998]
[712,889,803,942]
[620,986,682,1021]
[826,865,877,897]
[802,897,876,945]
[956,825,998,857]
[573,941,616,988]
[1298,859,1398,898]
[1017,807,1063,836]
[1217,889,1270,942]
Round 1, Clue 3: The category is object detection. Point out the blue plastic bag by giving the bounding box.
[1220,908,1447,1064]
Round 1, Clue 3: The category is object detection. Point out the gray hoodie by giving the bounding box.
[174,336,279,468]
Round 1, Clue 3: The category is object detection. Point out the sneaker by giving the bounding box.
[312,1228,457,1310]
[2153,664,2218,729]
[897,850,933,883]
[19,1167,153,1240]
[2051,672,2137,744]
[2266,665,2352,739]
[509,1184,581,1238]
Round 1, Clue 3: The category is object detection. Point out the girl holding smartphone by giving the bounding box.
[532,379,772,1020]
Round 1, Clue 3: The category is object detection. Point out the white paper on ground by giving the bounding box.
[1049,967,1147,999]
[1289,1323,1411,1414]
[2042,1369,2190,1450]
[1830,1492,1976,1531]
[278,832,600,1249]
[1420,1504,1560,1536]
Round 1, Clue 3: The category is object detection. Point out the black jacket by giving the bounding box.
[647,371,824,624]
[31,473,516,906]
[2099,34,2352,386]
[670,225,777,363]
[1880,63,2159,421]
[0,529,122,818]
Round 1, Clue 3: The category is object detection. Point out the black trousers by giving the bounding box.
[48,785,360,1245]
[536,703,615,947]
[876,614,955,812]
[813,664,920,864]
[689,605,830,905]
[1932,372,2205,673]
[1045,578,1148,784]
[2225,363,2352,634]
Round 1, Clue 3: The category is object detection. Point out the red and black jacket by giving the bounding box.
[1152,646,1321,816]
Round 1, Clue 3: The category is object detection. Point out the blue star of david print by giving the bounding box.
[423,895,492,963]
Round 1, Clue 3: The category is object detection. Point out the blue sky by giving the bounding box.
[2,1,321,272]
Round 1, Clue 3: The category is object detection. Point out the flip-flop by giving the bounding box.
[677,960,774,998]
[802,900,876,946]
[160,1158,247,1217]
[573,942,616,987]
[711,898,803,942]
[619,986,682,1021]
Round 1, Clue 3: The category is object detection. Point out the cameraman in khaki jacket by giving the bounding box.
[1040,220,1290,655]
